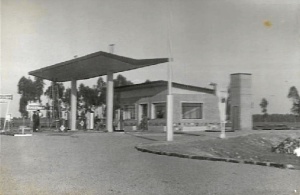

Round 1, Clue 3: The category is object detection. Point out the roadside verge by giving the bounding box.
[135,132,300,170]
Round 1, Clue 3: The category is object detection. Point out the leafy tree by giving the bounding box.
[114,74,133,87]
[34,77,45,102]
[113,74,133,110]
[287,86,300,116]
[63,88,71,106]
[96,77,106,90]
[78,84,96,109]
[95,77,106,105]
[19,96,29,118]
[44,82,65,119]
[78,81,106,110]
[259,98,268,122]
[17,76,44,118]
[44,82,65,100]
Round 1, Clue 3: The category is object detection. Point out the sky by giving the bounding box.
[1,0,300,118]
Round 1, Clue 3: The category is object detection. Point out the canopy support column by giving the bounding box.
[106,71,114,132]
[167,94,173,141]
[167,60,173,141]
[70,79,77,130]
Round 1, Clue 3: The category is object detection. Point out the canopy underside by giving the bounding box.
[29,51,169,82]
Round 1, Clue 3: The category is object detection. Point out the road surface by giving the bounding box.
[1,132,299,195]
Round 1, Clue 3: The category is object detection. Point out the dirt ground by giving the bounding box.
[140,131,300,169]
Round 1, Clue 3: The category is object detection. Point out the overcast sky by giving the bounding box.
[1,0,300,118]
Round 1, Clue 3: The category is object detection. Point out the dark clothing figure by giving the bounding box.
[32,111,40,132]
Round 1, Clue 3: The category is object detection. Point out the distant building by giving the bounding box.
[115,81,220,132]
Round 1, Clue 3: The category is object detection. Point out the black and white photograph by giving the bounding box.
[1,0,300,194]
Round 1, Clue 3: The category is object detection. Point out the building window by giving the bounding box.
[123,105,136,119]
[153,103,166,119]
[182,103,203,119]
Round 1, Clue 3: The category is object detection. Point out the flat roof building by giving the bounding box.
[115,81,221,132]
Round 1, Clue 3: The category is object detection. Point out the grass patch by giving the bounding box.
[141,132,300,169]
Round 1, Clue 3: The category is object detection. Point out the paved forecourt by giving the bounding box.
[1,132,299,195]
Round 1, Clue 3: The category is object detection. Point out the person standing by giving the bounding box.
[32,111,39,132]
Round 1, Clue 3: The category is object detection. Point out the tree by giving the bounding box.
[63,88,71,106]
[19,96,29,118]
[44,82,65,100]
[95,77,106,105]
[78,84,94,109]
[287,86,300,116]
[44,82,66,119]
[78,82,106,110]
[34,77,45,102]
[114,74,133,87]
[113,74,133,110]
[17,76,44,118]
[259,98,268,122]
[96,77,106,90]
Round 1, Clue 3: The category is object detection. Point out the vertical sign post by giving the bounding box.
[0,94,13,131]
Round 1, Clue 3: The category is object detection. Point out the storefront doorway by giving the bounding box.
[139,104,148,122]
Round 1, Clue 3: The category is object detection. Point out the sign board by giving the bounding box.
[61,111,68,120]
[26,105,46,111]
[60,125,65,131]
[0,94,13,103]
[5,114,12,121]
[0,94,13,100]
[80,120,84,127]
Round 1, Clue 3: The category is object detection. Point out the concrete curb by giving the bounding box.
[135,146,298,170]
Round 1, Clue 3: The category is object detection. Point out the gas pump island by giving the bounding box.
[29,51,169,132]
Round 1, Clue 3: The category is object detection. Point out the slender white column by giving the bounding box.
[166,58,173,141]
[167,94,173,141]
[166,0,174,141]
[71,79,77,130]
[106,71,114,132]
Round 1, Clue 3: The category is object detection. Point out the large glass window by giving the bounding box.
[123,105,136,119]
[182,103,203,119]
[153,103,166,119]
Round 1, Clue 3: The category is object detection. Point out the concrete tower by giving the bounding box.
[230,73,252,130]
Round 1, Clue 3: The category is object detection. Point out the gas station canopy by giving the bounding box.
[28,50,169,133]
[29,51,169,82]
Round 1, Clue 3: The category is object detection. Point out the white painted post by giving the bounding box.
[3,101,10,131]
[218,90,228,139]
[167,94,173,141]
[106,44,115,133]
[106,71,114,132]
[71,79,77,130]
[166,58,173,141]
[166,0,174,141]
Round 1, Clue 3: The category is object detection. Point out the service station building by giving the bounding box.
[115,81,220,132]
[29,50,253,135]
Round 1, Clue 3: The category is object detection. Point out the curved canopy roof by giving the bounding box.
[29,51,169,82]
